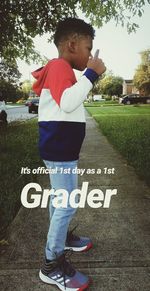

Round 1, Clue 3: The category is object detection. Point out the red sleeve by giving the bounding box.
[44,59,76,106]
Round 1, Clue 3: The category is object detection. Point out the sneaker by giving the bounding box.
[65,226,93,252]
[39,251,90,291]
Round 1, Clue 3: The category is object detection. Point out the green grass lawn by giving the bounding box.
[86,105,150,186]
[0,119,43,237]
[84,100,118,107]
[86,104,150,115]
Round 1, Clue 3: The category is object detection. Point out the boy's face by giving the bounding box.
[70,35,93,71]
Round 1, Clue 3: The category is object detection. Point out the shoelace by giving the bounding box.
[56,250,76,289]
[66,224,80,242]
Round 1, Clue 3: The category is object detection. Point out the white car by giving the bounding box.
[93,95,105,101]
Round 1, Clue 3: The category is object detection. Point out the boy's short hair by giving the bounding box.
[54,18,95,47]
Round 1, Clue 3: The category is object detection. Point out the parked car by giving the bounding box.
[25,95,39,106]
[93,95,105,101]
[120,94,150,105]
[28,98,39,113]
[25,98,32,106]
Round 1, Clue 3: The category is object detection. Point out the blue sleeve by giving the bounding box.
[83,68,99,84]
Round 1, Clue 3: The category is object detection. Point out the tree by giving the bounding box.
[0,60,22,102]
[0,0,76,63]
[1,0,150,62]
[0,80,23,103]
[0,59,21,85]
[21,80,33,95]
[96,73,123,96]
[133,49,150,95]
[79,0,150,32]
[92,77,104,95]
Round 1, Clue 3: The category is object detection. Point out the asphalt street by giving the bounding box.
[5,105,37,122]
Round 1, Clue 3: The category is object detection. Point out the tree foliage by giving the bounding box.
[0,0,76,62]
[133,49,150,95]
[0,80,22,102]
[0,59,21,84]
[20,80,32,95]
[0,60,22,102]
[79,0,150,32]
[94,73,123,96]
[1,0,150,62]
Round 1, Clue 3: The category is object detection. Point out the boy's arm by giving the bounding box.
[49,57,105,113]
[60,70,98,112]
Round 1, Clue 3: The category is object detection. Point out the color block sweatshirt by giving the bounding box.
[32,58,99,161]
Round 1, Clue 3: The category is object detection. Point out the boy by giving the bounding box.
[32,18,106,291]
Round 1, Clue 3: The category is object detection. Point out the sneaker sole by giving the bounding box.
[65,242,93,252]
[39,270,89,291]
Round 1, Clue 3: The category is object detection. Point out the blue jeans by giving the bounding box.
[43,160,78,260]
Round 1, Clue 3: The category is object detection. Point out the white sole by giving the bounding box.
[39,270,80,291]
[65,242,92,252]
[64,246,87,252]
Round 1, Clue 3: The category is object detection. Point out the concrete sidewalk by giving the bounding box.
[0,110,150,290]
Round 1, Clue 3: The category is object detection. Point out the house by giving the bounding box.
[122,80,139,95]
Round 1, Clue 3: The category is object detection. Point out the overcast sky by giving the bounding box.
[17,3,150,81]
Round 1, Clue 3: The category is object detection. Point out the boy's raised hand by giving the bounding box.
[87,49,106,76]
